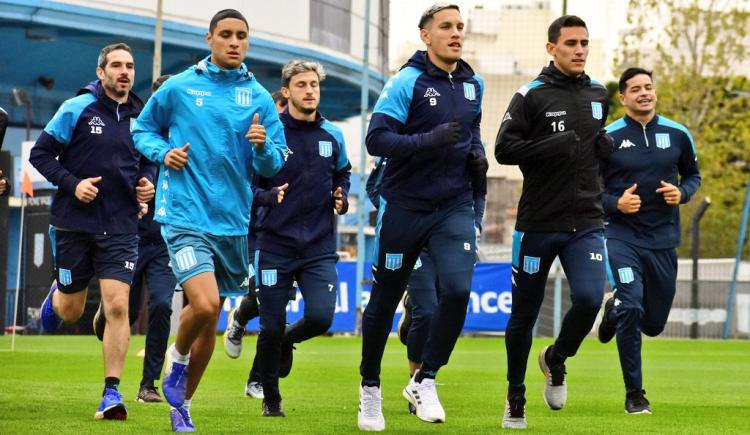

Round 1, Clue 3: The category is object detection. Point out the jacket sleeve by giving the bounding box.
[365,69,434,158]
[332,130,352,215]
[677,131,701,204]
[602,191,621,215]
[252,184,280,207]
[29,105,84,195]
[470,76,486,158]
[471,171,487,231]
[365,158,385,208]
[252,95,287,178]
[137,154,158,185]
[0,106,7,151]
[494,92,577,165]
[132,85,172,165]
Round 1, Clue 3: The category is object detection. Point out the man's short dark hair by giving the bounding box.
[209,9,248,34]
[152,74,171,92]
[97,43,133,69]
[271,90,287,108]
[418,3,460,29]
[618,68,653,93]
[547,15,587,43]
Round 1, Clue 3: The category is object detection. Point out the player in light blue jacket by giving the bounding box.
[132,9,286,432]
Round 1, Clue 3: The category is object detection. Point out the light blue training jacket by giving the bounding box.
[133,57,287,236]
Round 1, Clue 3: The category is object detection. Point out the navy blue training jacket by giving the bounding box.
[30,81,156,234]
[603,114,701,249]
[366,50,484,210]
[255,110,351,258]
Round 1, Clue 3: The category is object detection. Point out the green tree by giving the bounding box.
[614,0,750,257]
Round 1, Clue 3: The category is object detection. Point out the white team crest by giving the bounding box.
[235,88,252,107]
[319,141,333,158]
[174,246,197,272]
[463,83,476,101]
[591,102,603,120]
[655,133,671,149]
[424,88,440,98]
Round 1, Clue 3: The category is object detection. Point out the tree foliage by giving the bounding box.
[613,0,750,257]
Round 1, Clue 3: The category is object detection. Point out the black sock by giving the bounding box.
[362,379,380,388]
[140,377,154,388]
[104,377,120,394]
[415,368,437,383]
[508,384,526,396]
[546,345,566,366]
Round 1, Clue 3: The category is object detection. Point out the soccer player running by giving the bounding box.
[29,43,156,420]
[234,60,350,417]
[494,15,612,429]
[92,74,176,404]
[597,68,700,414]
[358,3,486,430]
[132,9,286,432]
[223,90,288,401]
[366,153,487,392]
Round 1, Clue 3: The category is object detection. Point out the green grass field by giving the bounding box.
[1,335,749,434]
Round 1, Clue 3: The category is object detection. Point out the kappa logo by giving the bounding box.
[88,116,106,127]
[502,112,512,123]
[424,87,441,98]
[619,139,636,149]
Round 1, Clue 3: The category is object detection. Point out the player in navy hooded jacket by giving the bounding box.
[29,43,156,421]
[598,68,700,414]
[235,60,350,414]
[358,4,487,430]
[494,16,610,429]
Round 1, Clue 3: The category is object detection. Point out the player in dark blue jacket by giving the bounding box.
[598,68,701,414]
[358,4,487,430]
[92,74,177,404]
[29,43,156,421]
[227,59,350,416]
[495,16,611,429]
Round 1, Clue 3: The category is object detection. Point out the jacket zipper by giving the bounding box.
[642,124,649,147]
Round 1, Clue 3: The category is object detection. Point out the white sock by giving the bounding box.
[169,344,190,364]
[183,399,192,411]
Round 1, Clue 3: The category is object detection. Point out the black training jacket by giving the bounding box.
[495,62,608,232]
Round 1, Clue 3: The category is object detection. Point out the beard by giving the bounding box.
[103,77,129,98]
[291,98,317,116]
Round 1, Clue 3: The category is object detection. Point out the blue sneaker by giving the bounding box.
[163,350,189,408]
[41,282,62,333]
[94,388,128,420]
[170,406,196,432]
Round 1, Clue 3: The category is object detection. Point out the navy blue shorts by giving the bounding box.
[49,226,139,294]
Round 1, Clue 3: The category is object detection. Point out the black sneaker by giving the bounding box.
[397,292,412,346]
[137,384,164,403]
[625,390,652,414]
[279,342,296,378]
[93,302,106,342]
[502,393,527,429]
[598,296,616,343]
[262,399,285,417]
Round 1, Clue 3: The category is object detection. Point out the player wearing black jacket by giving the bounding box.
[495,16,612,429]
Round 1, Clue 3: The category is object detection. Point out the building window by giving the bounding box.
[310,0,351,53]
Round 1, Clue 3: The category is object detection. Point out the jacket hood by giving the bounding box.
[77,80,144,111]
[537,61,592,87]
[401,50,476,80]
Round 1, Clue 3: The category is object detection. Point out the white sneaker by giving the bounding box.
[501,394,528,429]
[245,381,264,399]
[222,308,244,359]
[539,346,567,410]
[358,385,385,431]
[402,375,445,423]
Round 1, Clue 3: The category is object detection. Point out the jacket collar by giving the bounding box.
[77,80,144,115]
[538,62,591,87]
[623,113,660,129]
[280,109,324,129]
[195,55,252,82]
[401,50,476,80]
